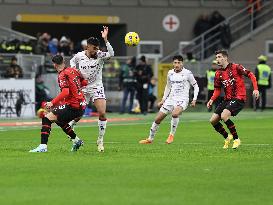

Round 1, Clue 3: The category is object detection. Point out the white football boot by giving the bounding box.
[29,144,47,153]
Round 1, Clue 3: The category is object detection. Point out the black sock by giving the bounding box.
[41,117,52,144]
[213,122,228,139]
[224,119,238,140]
[56,122,76,140]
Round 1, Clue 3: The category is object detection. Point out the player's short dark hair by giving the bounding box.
[52,55,64,65]
[215,50,228,57]
[87,37,100,46]
[173,55,183,62]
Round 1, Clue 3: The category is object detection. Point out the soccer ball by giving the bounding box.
[125,32,140,46]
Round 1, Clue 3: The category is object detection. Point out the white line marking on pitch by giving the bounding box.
[99,142,272,146]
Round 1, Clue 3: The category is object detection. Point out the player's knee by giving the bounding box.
[155,119,161,124]
[220,113,228,121]
[209,118,215,125]
[209,116,218,125]
[172,113,179,118]
[99,112,106,119]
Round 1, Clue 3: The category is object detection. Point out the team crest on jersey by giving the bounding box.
[222,78,235,88]
[59,79,66,86]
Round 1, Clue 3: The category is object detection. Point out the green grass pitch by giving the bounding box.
[0,110,273,205]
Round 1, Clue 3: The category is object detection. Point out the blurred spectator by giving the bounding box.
[136,55,153,115]
[184,52,197,63]
[220,23,232,49]
[35,32,50,55]
[119,57,137,114]
[0,38,20,53]
[193,14,211,37]
[58,36,72,56]
[206,60,222,111]
[18,39,34,54]
[209,10,230,50]
[15,91,26,117]
[48,38,59,55]
[193,14,212,58]
[148,77,157,113]
[248,0,262,29]
[69,37,74,55]
[210,11,225,28]
[255,55,271,111]
[73,39,87,53]
[4,56,23,78]
[35,74,52,111]
[81,39,87,50]
[209,11,231,53]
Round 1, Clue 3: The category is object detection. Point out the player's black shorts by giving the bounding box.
[214,99,245,116]
[52,104,84,123]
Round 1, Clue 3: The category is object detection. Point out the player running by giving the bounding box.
[29,55,87,153]
[69,26,114,152]
[207,50,259,149]
[139,55,199,144]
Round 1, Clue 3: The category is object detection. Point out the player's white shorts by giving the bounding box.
[159,99,189,114]
[83,86,106,103]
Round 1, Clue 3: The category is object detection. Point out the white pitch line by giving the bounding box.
[98,141,272,146]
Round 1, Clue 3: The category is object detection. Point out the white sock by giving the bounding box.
[149,122,160,140]
[170,117,180,136]
[71,136,80,143]
[98,120,107,142]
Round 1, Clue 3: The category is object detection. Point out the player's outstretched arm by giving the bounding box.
[98,26,114,59]
[101,26,109,42]
[237,64,259,99]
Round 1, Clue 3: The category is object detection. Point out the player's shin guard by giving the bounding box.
[170,117,180,136]
[98,118,107,142]
[149,122,160,140]
[213,122,228,139]
[41,117,52,144]
[224,119,238,140]
[56,122,77,140]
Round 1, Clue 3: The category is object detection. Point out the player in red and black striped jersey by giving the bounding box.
[29,55,87,153]
[207,50,259,149]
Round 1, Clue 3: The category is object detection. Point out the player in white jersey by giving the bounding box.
[139,55,199,144]
[69,26,114,152]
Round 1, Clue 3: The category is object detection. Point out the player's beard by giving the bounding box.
[174,67,182,73]
[90,52,98,59]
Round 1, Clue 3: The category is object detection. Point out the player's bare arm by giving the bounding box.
[190,100,197,107]
[157,100,164,108]
[207,99,213,108]
[253,90,259,100]
[101,26,109,42]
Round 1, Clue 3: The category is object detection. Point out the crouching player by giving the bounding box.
[139,55,199,144]
[29,55,87,152]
